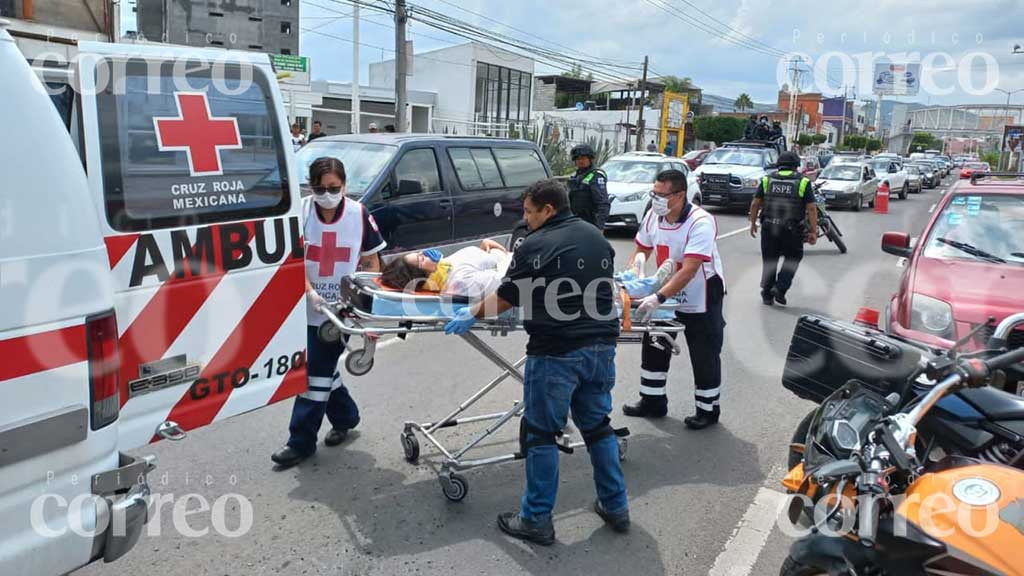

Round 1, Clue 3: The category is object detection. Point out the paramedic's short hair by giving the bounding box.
[309,157,346,186]
[522,178,568,212]
[656,169,687,194]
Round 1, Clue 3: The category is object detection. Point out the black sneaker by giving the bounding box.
[497,512,555,546]
[622,399,668,418]
[684,412,720,430]
[324,428,349,447]
[761,291,774,306]
[594,499,630,533]
[270,446,310,469]
[772,288,787,306]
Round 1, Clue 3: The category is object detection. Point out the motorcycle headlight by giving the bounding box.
[742,177,760,188]
[621,191,648,203]
[910,294,954,338]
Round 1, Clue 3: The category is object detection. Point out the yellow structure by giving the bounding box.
[659,92,689,157]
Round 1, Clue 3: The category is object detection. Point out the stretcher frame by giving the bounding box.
[319,272,685,502]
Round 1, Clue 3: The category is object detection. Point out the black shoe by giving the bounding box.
[622,399,668,419]
[772,288,787,306]
[270,446,310,469]
[761,291,774,306]
[594,499,630,533]
[324,428,349,447]
[497,512,555,546]
[684,412,720,430]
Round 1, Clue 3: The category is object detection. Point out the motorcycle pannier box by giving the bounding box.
[783,315,932,403]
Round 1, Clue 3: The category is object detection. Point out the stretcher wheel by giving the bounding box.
[440,473,468,502]
[401,432,420,463]
[618,437,628,462]
[318,320,342,344]
[345,350,374,376]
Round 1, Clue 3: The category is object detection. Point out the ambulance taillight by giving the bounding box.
[86,311,120,430]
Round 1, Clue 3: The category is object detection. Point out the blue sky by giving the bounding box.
[127,0,1024,107]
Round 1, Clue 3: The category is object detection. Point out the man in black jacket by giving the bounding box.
[567,144,610,229]
[445,178,629,545]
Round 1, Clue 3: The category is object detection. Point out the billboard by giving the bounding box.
[873,63,921,96]
[1005,125,1024,153]
[270,54,311,86]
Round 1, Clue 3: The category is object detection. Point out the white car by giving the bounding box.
[867,157,910,199]
[816,162,879,210]
[602,152,694,230]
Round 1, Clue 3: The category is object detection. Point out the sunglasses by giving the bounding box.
[650,189,682,200]
[311,186,344,195]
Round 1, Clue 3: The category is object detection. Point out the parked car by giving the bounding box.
[296,135,550,252]
[881,179,1024,361]
[600,152,694,230]
[830,153,872,166]
[799,155,822,180]
[681,148,712,170]
[960,161,991,179]
[867,157,910,199]
[905,164,924,193]
[689,141,779,209]
[908,161,940,188]
[816,162,878,210]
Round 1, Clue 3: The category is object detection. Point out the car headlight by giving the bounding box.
[742,177,759,188]
[910,294,954,338]
[620,191,648,203]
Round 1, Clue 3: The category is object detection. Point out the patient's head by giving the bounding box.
[381,253,435,291]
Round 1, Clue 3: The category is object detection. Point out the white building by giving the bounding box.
[309,81,437,135]
[369,42,535,136]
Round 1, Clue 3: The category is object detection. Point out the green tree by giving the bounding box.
[564,63,584,79]
[981,151,1000,167]
[910,132,940,152]
[660,75,694,94]
[734,93,754,112]
[866,139,883,153]
[844,135,868,151]
[811,134,828,145]
[796,134,814,147]
[693,116,746,145]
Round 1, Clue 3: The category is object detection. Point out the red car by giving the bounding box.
[959,161,991,179]
[881,177,1024,358]
[681,148,711,170]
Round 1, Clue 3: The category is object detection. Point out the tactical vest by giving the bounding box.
[568,168,603,225]
[760,170,810,231]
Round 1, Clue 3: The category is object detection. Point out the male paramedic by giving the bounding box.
[621,169,727,430]
[271,157,386,469]
[445,178,629,545]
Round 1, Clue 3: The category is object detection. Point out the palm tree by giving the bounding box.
[661,75,694,94]
[734,93,754,112]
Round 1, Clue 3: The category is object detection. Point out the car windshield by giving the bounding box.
[682,150,703,160]
[601,160,661,183]
[869,160,892,172]
[923,194,1024,265]
[703,148,765,167]
[966,162,989,170]
[296,141,398,198]
[906,166,920,175]
[820,165,861,181]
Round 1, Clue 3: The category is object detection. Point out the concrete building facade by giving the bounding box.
[137,0,298,55]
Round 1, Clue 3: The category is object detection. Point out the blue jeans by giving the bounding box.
[287,326,360,456]
[520,344,628,523]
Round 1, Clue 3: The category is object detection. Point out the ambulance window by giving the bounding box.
[95,59,290,232]
[47,83,74,130]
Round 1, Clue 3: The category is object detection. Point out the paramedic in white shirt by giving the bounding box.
[621,169,727,430]
[271,157,386,469]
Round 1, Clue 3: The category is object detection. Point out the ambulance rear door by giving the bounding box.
[76,42,308,449]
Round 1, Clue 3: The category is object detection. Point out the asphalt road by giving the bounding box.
[76,176,956,576]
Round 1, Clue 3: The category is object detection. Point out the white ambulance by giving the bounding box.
[1,21,307,574]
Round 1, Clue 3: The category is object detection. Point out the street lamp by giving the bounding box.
[995,87,1024,169]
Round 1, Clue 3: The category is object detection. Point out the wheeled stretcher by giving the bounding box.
[318,272,685,501]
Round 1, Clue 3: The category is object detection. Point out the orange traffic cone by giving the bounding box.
[874,182,890,214]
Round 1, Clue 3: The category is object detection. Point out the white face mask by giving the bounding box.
[651,194,671,216]
[314,191,343,209]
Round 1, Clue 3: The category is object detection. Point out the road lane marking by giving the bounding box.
[708,487,788,576]
[929,203,937,213]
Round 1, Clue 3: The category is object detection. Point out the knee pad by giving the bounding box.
[580,417,630,450]
[517,419,572,457]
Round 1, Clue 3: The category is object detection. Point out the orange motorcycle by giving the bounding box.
[781,314,1024,576]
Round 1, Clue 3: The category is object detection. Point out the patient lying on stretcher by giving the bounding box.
[379,239,511,298]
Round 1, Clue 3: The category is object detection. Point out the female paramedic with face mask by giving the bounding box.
[620,169,727,430]
[271,157,387,469]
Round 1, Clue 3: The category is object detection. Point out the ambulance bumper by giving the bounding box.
[91,453,156,563]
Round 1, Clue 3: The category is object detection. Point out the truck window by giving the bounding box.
[394,148,442,195]
[492,147,546,187]
[94,59,290,232]
[448,147,505,190]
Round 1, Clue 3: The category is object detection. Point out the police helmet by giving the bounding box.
[571,144,596,160]
[778,151,801,169]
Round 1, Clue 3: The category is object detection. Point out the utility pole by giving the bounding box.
[351,1,361,134]
[394,0,408,133]
[624,83,633,153]
[786,58,802,146]
[634,55,649,152]
[838,86,848,148]
[874,93,883,147]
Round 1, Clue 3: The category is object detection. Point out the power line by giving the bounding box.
[305,0,460,46]
[300,27,479,69]
[666,0,785,57]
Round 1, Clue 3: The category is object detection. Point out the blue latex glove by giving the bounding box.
[614,269,638,283]
[424,248,444,263]
[623,277,659,298]
[444,307,478,335]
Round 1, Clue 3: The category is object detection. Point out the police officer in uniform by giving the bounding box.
[567,144,610,230]
[622,170,727,430]
[749,151,817,306]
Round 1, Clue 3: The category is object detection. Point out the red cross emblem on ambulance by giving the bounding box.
[306,232,353,277]
[153,92,242,177]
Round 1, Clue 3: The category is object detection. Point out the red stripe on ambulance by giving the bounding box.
[0,324,88,381]
[104,234,140,269]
